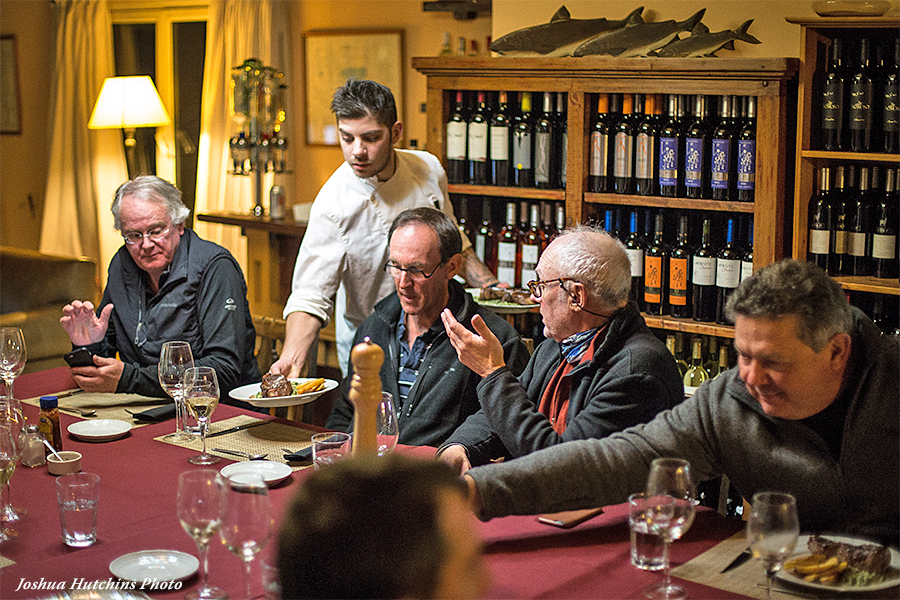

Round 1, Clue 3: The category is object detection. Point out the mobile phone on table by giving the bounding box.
[537,507,604,529]
[64,347,95,368]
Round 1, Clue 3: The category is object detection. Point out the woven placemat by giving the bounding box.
[22,391,169,428]
[154,415,318,471]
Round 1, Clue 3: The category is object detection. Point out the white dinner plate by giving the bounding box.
[229,378,338,408]
[220,460,292,486]
[467,288,539,314]
[68,419,132,442]
[109,550,199,582]
[775,534,900,593]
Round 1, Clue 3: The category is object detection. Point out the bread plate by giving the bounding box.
[775,534,899,593]
[229,378,338,408]
[220,460,292,487]
[67,419,132,442]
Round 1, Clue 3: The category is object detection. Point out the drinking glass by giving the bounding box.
[177,470,227,600]
[0,328,26,401]
[183,366,220,465]
[376,391,399,455]
[0,400,25,522]
[159,341,194,442]
[0,425,19,541]
[746,492,799,600]
[643,458,696,600]
[220,472,273,600]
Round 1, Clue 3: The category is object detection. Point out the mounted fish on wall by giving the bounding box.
[491,6,762,58]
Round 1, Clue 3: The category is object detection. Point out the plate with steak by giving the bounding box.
[777,534,899,592]
[468,287,538,314]
[229,376,339,407]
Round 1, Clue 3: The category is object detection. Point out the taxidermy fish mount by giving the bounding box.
[573,8,706,57]
[652,20,761,57]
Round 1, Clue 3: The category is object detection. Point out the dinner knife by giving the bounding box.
[720,548,752,573]
[207,420,271,438]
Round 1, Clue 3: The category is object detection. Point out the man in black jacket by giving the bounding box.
[439,224,683,473]
[326,207,529,447]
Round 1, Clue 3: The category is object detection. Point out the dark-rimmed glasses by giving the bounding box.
[123,226,171,246]
[527,277,577,299]
[383,261,444,281]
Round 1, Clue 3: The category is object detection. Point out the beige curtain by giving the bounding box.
[193,0,292,276]
[40,0,128,289]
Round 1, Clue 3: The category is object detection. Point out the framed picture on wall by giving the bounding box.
[304,30,403,146]
[1,35,22,135]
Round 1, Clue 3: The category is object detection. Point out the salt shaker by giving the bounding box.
[20,424,47,467]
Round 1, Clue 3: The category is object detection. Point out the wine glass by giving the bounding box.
[0,400,25,522]
[746,492,799,600]
[0,425,19,541]
[0,328,26,401]
[643,458,697,600]
[219,472,273,600]
[177,470,227,600]
[183,366,220,465]
[159,341,194,441]
[376,392,399,455]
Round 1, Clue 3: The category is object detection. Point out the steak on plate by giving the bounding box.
[260,373,293,398]
[807,535,891,575]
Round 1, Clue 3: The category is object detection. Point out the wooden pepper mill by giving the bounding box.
[348,337,384,456]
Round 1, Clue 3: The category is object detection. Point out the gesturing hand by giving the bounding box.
[60,301,114,346]
[440,309,506,378]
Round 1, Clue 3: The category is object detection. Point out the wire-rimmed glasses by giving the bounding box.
[526,277,577,298]
[383,260,444,281]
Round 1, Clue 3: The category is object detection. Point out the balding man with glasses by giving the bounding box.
[325,207,529,447]
[60,175,260,401]
[438,224,683,474]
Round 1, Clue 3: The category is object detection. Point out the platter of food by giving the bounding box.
[229,375,338,408]
[468,287,539,314]
[776,534,899,592]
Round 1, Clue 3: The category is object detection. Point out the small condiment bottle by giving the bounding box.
[38,395,63,455]
[20,424,47,467]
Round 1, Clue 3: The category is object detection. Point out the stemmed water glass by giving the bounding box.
[0,400,25,522]
[746,492,800,600]
[220,472,273,600]
[159,341,194,441]
[177,470,227,600]
[643,458,697,600]
[0,425,19,541]
[183,367,220,465]
[376,391,399,455]
[0,327,26,401]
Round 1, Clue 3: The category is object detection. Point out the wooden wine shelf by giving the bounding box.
[642,314,735,339]
[584,193,756,213]
[833,277,900,296]
[448,184,566,200]
[800,150,900,163]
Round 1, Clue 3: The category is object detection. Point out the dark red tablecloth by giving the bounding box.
[4,368,748,599]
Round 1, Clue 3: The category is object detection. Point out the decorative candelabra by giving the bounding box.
[229,58,288,217]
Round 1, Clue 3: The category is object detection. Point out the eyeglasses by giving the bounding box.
[527,277,577,299]
[123,226,171,246]
[383,261,444,281]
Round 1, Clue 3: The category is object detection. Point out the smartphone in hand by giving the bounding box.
[64,347,95,368]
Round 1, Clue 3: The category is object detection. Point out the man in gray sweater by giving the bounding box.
[465,260,899,545]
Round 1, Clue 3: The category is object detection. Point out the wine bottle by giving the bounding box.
[714,342,730,378]
[872,167,898,279]
[711,95,735,201]
[589,93,611,193]
[740,217,754,285]
[534,93,560,189]
[446,90,468,183]
[884,38,900,154]
[602,208,617,239]
[644,213,668,315]
[512,92,534,187]
[541,201,555,251]
[715,217,740,325]
[737,96,757,203]
[808,166,833,272]
[848,166,873,276]
[635,94,658,196]
[614,94,636,194]
[692,218,717,322]
[474,202,497,275]
[659,95,681,198]
[468,91,489,185]
[555,203,566,236]
[822,38,847,151]
[497,202,519,286]
[557,92,568,187]
[830,165,852,276]
[519,203,544,285]
[704,337,720,378]
[624,210,645,309]
[668,214,693,318]
[684,95,711,199]
[489,91,512,186]
[666,334,689,378]
[849,38,877,153]
[683,337,709,388]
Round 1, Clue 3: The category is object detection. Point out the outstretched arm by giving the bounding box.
[440,308,506,378]
[459,247,500,288]
[269,311,323,377]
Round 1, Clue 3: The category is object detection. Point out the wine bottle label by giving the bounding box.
[833,230,848,254]
[872,233,897,259]
[474,235,487,262]
[692,256,716,285]
[711,139,730,188]
[446,121,467,160]
[513,132,533,170]
[521,243,540,283]
[644,256,663,303]
[716,258,740,289]
[809,228,831,254]
[822,82,843,131]
[668,258,689,305]
[659,137,678,186]
[884,88,899,132]
[614,133,634,179]
[489,126,510,160]
[534,132,552,183]
[589,131,609,177]
[636,133,654,180]
[741,260,753,283]
[848,232,867,257]
[849,83,873,131]
[468,122,488,162]
[496,242,517,285]
[737,140,755,190]
[684,138,703,188]
[626,248,644,277]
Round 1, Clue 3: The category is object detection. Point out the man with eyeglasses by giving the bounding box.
[325,208,528,447]
[438,224,683,473]
[59,176,261,400]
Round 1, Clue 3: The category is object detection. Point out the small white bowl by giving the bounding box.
[47,451,82,475]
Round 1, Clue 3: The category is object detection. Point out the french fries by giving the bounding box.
[785,554,849,584]
[292,378,325,394]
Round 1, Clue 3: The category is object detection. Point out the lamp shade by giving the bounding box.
[88,76,171,129]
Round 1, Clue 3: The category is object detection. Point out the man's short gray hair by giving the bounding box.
[726,259,853,352]
[111,175,190,231]
[552,224,631,311]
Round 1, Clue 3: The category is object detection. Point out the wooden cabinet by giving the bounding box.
[787,17,899,301]
[413,57,798,338]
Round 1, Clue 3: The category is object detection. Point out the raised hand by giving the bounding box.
[440,309,506,378]
[60,301,114,346]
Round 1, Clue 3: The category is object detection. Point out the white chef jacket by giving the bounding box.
[284,149,470,374]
